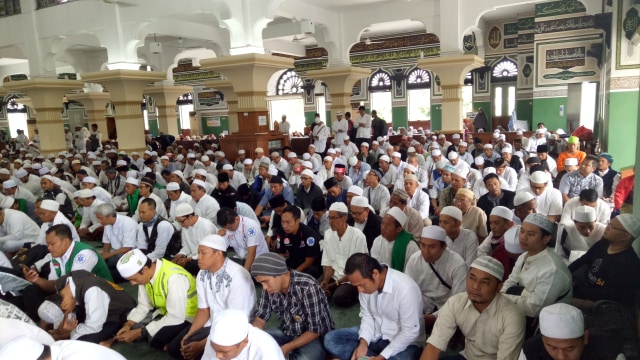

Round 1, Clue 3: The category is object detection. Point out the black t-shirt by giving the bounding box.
[275,223,322,270]
[569,239,640,309]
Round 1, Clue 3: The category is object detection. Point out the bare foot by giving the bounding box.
[99,338,114,348]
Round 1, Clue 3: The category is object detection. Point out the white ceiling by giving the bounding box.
[297,0,391,10]
[0,58,27,66]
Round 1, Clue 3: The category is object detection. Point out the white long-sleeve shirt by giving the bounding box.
[358,267,425,359]
[191,195,220,225]
[370,235,419,271]
[0,209,40,244]
[404,249,468,313]
[127,259,194,336]
[133,193,167,222]
[354,113,372,139]
[80,199,105,233]
[37,211,80,245]
[446,229,478,267]
[221,216,269,260]
[560,197,611,225]
[501,248,573,317]
[70,287,110,340]
[363,184,390,215]
[321,226,368,280]
[90,186,113,205]
[179,217,218,259]
[102,215,138,251]
[229,171,247,191]
[136,219,176,260]
[168,192,193,227]
[407,190,430,220]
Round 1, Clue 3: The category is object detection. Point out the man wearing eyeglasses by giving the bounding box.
[172,203,218,275]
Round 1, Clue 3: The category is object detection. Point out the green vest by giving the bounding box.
[52,241,112,282]
[144,259,197,317]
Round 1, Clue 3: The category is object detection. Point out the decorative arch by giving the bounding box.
[368,69,392,92]
[276,69,304,95]
[491,58,517,82]
[5,94,27,113]
[407,68,431,89]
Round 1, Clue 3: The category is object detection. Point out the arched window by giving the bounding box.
[369,69,392,91]
[492,58,518,82]
[5,95,27,138]
[276,69,304,95]
[6,95,26,113]
[407,68,430,89]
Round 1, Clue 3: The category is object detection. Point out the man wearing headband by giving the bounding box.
[501,213,572,320]
[422,256,525,359]
[115,249,197,350]
[568,214,640,311]
[251,253,332,360]
[324,253,424,360]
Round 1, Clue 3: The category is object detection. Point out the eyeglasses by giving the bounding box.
[328,215,344,221]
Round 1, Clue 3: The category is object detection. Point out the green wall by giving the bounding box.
[147,119,159,136]
[472,101,492,130]
[532,97,567,132]
[392,106,408,129]
[201,115,229,136]
[304,111,316,126]
[607,91,639,170]
[516,99,533,127]
[430,104,441,130]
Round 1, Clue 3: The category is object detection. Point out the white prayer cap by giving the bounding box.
[186,153,196,159]
[379,155,390,163]
[39,167,50,176]
[392,152,401,158]
[490,206,513,221]
[176,154,184,161]
[535,128,546,134]
[514,191,536,206]
[474,156,485,165]
[564,158,579,166]
[530,171,548,184]
[210,309,250,346]
[524,213,555,234]
[222,164,234,171]
[516,130,524,135]
[2,179,16,188]
[471,255,504,281]
[556,128,566,135]
[443,164,456,173]
[76,189,94,198]
[350,196,369,208]
[0,196,14,209]
[267,165,278,176]
[336,111,343,116]
[447,152,459,160]
[126,177,139,186]
[452,133,460,139]
[499,134,506,141]
[15,169,27,178]
[217,151,226,158]
[40,199,60,212]
[421,225,447,241]
[440,206,463,221]
[514,151,524,159]
[348,156,358,167]
[0,336,44,360]
[288,152,298,158]
[302,153,311,160]
[301,169,315,179]
[22,163,32,169]
[13,159,21,164]
[377,136,385,142]
[407,147,416,153]
[200,155,210,162]
[436,160,448,170]
[431,149,442,156]
[540,303,584,339]
[329,202,348,213]
[484,143,494,149]
[192,179,206,189]
[82,176,96,184]
[0,168,8,175]
[323,156,333,163]
[405,164,417,173]
[302,161,313,169]
[199,234,228,252]
[243,158,253,165]
[54,158,63,164]
[116,249,148,279]
[175,203,194,217]
[71,159,81,165]
[192,169,207,178]
[459,141,468,147]
[372,140,379,145]
[32,163,42,170]
[452,167,469,179]
[361,142,369,148]
[617,214,640,238]
[166,182,180,191]
[327,148,336,155]
[41,175,55,183]
[386,206,407,227]
[238,149,246,155]
[492,132,500,139]
[438,134,446,139]
[501,146,513,154]
[573,205,596,223]
[116,160,127,167]
[347,185,363,196]
[38,300,64,329]
[255,147,264,153]
[91,160,102,166]
[160,156,170,161]
[504,226,524,254]
[271,151,279,158]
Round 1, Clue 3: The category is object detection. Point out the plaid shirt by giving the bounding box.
[255,270,334,337]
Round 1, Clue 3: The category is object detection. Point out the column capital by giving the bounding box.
[199,54,293,94]
[417,55,485,84]
[67,92,111,109]
[81,70,167,101]
[306,66,372,95]
[4,79,84,107]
